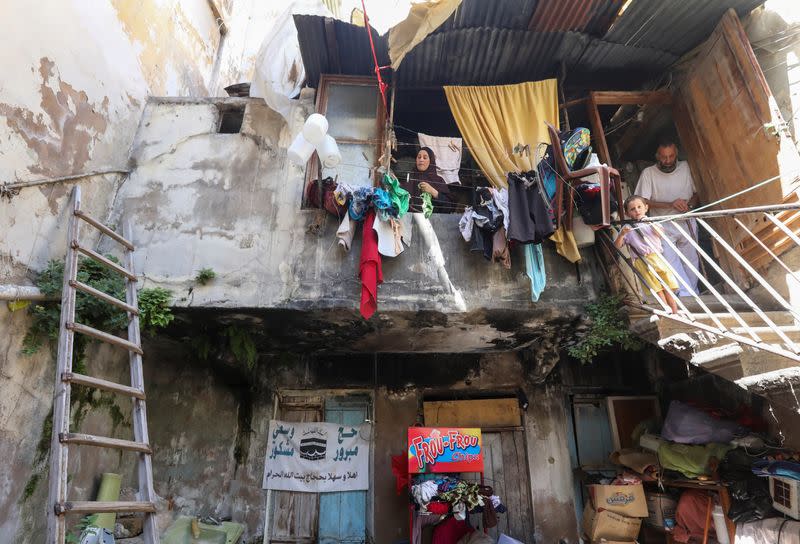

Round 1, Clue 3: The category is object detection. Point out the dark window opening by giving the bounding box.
[218,105,245,133]
[393,87,483,214]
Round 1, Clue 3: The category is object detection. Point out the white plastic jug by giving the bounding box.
[318,134,342,168]
[287,133,315,166]
[302,113,329,144]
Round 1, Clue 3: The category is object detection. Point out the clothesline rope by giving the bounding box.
[625,168,800,232]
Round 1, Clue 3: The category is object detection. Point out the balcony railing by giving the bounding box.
[596,203,800,363]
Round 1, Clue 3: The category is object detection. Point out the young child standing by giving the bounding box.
[615,195,679,314]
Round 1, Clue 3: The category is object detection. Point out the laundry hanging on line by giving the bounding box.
[418,132,463,185]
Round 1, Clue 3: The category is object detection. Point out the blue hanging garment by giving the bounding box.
[524,244,546,302]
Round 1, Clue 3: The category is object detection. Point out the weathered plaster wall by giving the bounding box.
[0,308,54,540]
[0,6,284,538]
[0,307,136,542]
[108,96,598,329]
[4,338,580,543]
[0,0,275,282]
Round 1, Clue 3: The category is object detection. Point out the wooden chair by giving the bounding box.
[545,122,624,228]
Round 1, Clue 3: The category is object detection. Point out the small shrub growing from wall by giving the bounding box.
[568,293,643,364]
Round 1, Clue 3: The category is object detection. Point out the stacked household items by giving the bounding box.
[409,475,507,544]
[594,400,800,543]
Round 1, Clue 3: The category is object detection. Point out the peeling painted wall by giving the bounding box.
[108,96,598,325]
[0,3,288,541]
[0,0,285,282]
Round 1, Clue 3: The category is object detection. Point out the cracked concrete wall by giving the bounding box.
[0,0,283,283]
[1,312,581,543]
[0,3,287,540]
[109,96,598,321]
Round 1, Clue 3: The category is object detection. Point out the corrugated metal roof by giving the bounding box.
[603,0,764,54]
[294,0,766,90]
[395,29,587,86]
[574,38,678,72]
[293,15,390,89]
[528,0,625,34]
[434,0,539,31]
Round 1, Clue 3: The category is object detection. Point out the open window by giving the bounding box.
[303,75,386,206]
[217,103,245,133]
[392,87,487,213]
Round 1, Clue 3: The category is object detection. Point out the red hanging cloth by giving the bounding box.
[359,210,382,319]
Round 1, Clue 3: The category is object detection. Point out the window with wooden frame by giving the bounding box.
[303,75,386,206]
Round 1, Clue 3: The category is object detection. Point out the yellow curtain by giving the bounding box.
[443,79,559,189]
[388,0,463,69]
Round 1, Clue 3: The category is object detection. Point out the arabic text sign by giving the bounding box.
[263,420,370,492]
[407,427,483,474]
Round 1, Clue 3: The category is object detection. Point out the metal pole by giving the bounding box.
[734,217,800,288]
[764,212,800,246]
[697,218,800,324]
[0,285,57,301]
[613,202,800,223]
[628,302,800,363]
[1,169,130,191]
[262,392,280,544]
[669,220,796,350]
[656,225,736,333]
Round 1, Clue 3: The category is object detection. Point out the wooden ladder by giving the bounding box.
[46,186,158,543]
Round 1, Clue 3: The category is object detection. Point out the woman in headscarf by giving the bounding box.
[401,146,454,213]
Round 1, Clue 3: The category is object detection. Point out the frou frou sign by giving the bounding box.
[408,427,483,474]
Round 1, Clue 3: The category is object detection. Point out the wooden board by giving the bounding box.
[672,9,800,282]
[606,396,660,451]
[270,407,322,544]
[423,398,521,428]
[467,431,535,542]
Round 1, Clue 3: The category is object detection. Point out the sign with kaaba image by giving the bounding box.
[263,420,371,492]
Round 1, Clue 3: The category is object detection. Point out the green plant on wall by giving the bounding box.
[194,267,216,285]
[65,514,98,544]
[22,257,175,355]
[568,293,643,364]
[19,257,175,501]
[138,286,175,331]
[224,325,258,369]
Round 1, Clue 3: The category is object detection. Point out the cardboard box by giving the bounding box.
[589,484,648,517]
[583,503,643,542]
[645,491,677,527]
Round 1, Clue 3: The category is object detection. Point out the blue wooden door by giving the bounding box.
[566,397,616,524]
[319,397,368,544]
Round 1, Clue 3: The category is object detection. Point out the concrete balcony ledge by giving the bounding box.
[105,97,598,352]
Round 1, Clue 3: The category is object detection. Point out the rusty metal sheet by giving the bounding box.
[673,10,800,281]
[529,0,624,34]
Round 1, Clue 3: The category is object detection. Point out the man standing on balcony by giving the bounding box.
[634,139,700,297]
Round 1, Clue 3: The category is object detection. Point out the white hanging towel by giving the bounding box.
[418,132,462,185]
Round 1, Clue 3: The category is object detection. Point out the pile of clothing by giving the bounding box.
[410,476,507,544]
[307,173,411,319]
[457,172,552,301]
